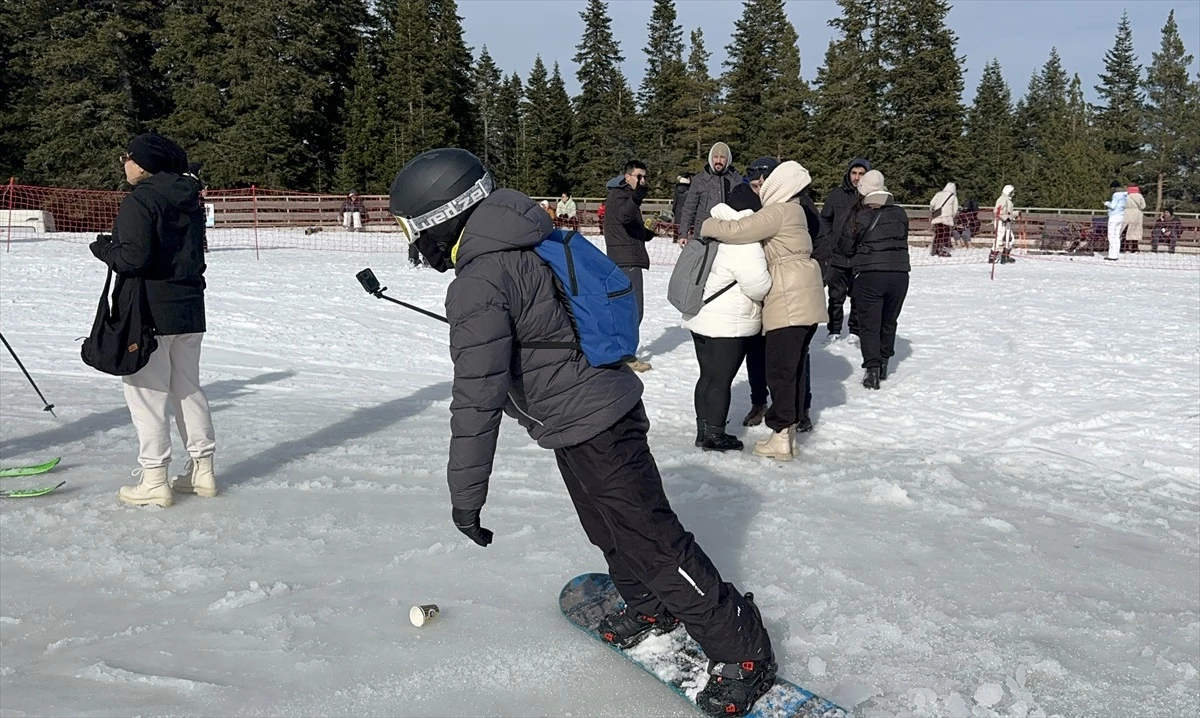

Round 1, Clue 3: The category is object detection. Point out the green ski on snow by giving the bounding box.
[0,457,61,478]
[0,481,66,498]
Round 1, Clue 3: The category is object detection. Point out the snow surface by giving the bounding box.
[1,236,1198,718]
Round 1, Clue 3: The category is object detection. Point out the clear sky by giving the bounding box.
[459,0,1200,104]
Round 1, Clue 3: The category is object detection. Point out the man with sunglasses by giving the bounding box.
[603,160,654,372]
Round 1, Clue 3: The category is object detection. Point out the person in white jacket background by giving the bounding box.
[991,184,1019,264]
[683,192,772,452]
[929,182,958,257]
[1103,180,1128,261]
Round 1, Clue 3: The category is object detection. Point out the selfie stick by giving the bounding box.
[355,268,448,324]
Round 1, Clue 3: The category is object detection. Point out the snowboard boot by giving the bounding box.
[795,412,813,434]
[118,466,174,508]
[752,426,793,461]
[596,606,681,649]
[696,594,777,717]
[879,359,889,381]
[695,419,706,448]
[172,456,218,497]
[702,424,744,453]
[741,404,767,427]
[862,367,881,390]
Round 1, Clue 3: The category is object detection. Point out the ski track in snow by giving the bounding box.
[1,237,1197,718]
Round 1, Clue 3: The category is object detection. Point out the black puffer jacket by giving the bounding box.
[819,159,870,269]
[95,173,207,335]
[445,190,643,510]
[603,180,650,268]
[839,200,911,274]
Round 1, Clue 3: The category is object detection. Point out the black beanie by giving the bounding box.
[127,133,188,175]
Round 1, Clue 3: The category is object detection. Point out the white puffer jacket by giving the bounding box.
[683,203,772,338]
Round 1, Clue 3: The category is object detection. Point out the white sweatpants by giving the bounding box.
[992,220,1015,252]
[342,211,362,229]
[1106,216,1125,259]
[122,333,216,469]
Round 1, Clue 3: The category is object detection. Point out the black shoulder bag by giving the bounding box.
[81,270,158,375]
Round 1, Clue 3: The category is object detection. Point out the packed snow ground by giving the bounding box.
[1,236,1197,718]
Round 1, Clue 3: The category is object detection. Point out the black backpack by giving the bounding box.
[81,269,158,375]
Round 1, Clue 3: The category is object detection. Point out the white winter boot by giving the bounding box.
[752,426,794,461]
[118,466,174,507]
[172,457,218,497]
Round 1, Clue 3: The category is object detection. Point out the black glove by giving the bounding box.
[89,234,112,260]
[633,182,649,204]
[452,507,493,547]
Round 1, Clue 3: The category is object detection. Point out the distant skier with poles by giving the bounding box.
[991,184,1019,264]
[388,148,776,717]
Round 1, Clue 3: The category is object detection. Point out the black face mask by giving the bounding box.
[415,235,454,273]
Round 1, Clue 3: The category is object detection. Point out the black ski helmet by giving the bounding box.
[389,148,494,272]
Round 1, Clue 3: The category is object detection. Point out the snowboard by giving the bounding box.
[559,573,846,718]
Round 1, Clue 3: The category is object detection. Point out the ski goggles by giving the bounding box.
[393,173,494,244]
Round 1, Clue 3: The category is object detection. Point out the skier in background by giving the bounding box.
[389,148,776,717]
[991,184,1018,264]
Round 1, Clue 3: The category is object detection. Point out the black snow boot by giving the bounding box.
[695,419,706,448]
[795,413,813,433]
[862,367,881,390]
[702,424,744,453]
[1001,251,1016,264]
[696,593,777,717]
[988,250,999,264]
[742,404,767,427]
[596,606,681,649]
[879,359,889,381]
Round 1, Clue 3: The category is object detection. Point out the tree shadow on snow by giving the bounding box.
[219,380,452,487]
[659,462,764,590]
[640,325,691,361]
[0,370,296,460]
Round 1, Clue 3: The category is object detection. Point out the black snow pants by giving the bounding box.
[555,402,773,664]
[826,265,858,335]
[743,333,769,407]
[764,325,818,432]
[853,271,909,369]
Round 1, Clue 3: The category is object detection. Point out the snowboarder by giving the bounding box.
[91,133,217,507]
[388,148,776,717]
[991,184,1019,264]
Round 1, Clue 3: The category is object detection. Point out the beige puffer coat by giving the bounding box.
[699,161,828,332]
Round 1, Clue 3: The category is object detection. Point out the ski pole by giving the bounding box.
[0,331,57,417]
[355,268,448,324]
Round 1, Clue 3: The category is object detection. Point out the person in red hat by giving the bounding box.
[1123,185,1146,253]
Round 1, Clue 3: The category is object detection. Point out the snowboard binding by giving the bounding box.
[596,606,681,649]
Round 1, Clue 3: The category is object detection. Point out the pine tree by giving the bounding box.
[151,0,225,178]
[1014,49,1071,205]
[637,0,688,195]
[492,72,524,189]
[723,0,773,158]
[544,63,575,194]
[473,47,504,173]
[380,0,435,176]
[677,28,736,174]
[522,56,559,195]
[0,0,37,179]
[336,42,389,194]
[1092,11,1144,184]
[761,15,809,163]
[209,0,365,190]
[876,0,966,202]
[1143,10,1196,211]
[570,0,634,193]
[21,0,166,188]
[1046,74,1108,207]
[428,0,478,153]
[809,0,884,194]
[961,59,1019,205]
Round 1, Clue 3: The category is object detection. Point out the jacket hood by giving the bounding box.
[606,175,625,189]
[842,157,872,191]
[1002,184,1015,197]
[708,142,733,175]
[944,182,956,194]
[134,172,202,213]
[453,189,555,273]
[759,161,812,206]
